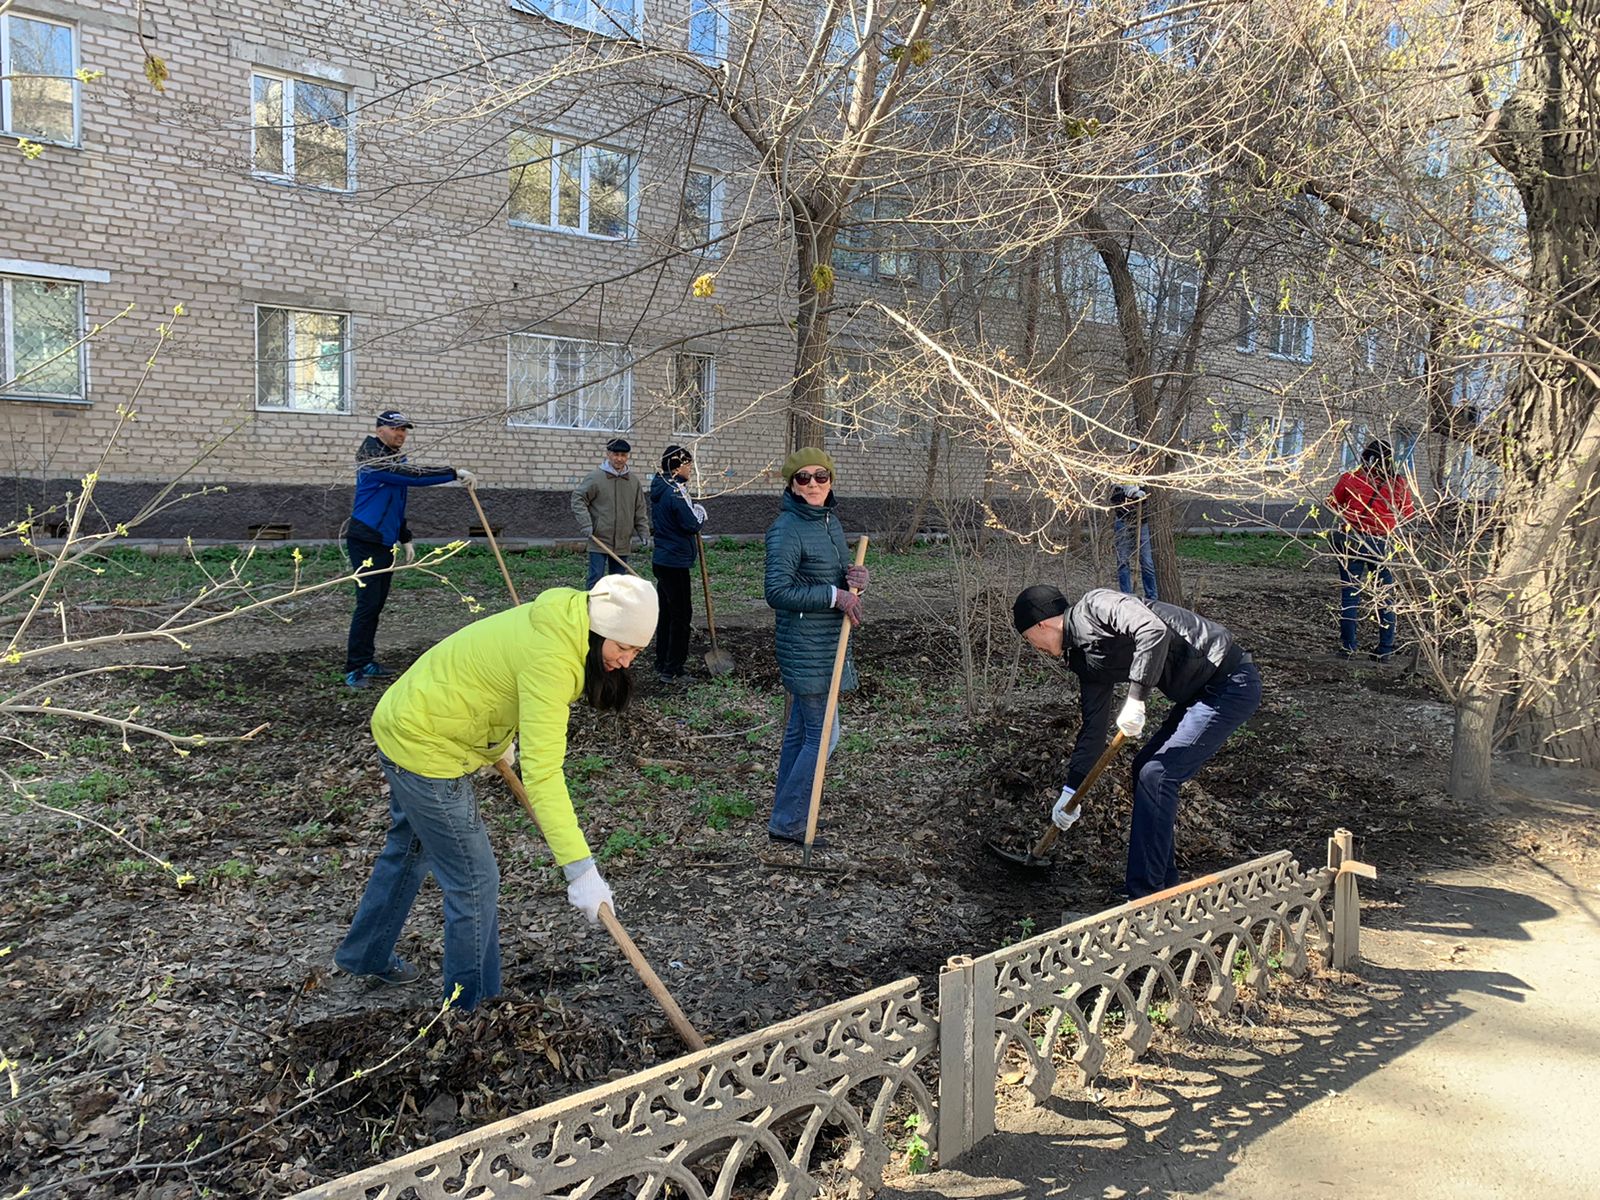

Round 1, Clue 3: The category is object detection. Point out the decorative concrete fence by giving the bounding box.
[294,977,939,1200]
[295,834,1366,1198]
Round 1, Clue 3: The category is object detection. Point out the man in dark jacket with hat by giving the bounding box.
[572,437,650,587]
[1012,585,1261,898]
[344,410,470,689]
[651,444,707,682]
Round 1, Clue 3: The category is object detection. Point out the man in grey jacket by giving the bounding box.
[1012,584,1261,899]
[571,437,651,587]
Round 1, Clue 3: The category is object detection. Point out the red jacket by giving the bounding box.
[1329,469,1414,535]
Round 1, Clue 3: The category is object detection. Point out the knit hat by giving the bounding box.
[1012,584,1069,634]
[606,437,632,453]
[781,446,836,483]
[588,575,658,647]
[661,444,693,474]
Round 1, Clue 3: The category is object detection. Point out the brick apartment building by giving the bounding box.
[0,0,1472,544]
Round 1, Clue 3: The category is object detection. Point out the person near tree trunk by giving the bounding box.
[1012,584,1261,899]
[331,577,657,1011]
[1327,439,1415,663]
[762,448,869,848]
[1109,483,1158,602]
[650,444,707,683]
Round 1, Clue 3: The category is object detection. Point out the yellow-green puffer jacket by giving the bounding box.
[371,588,591,866]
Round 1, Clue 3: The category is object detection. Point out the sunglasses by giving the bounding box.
[792,470,832,485]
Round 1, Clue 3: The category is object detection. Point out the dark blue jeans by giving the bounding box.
[1115,514,1158,601]
[587,550,630,589]
[1333,529,1396,655]
[769,691,841,838]
[335,753,502,1011]
[1126,660,1262,899]
[345,537,394,674]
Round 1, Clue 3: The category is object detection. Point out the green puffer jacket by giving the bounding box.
[764,489,857,695]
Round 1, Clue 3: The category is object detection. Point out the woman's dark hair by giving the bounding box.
[1361,439,1395,472]
[583,631,634,711]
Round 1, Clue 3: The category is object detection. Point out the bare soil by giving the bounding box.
[2,552,1591,1198]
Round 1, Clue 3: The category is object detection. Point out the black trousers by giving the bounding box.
[345,537,395,674]
[654,564,693,676]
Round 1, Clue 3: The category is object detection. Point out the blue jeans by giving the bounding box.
[769,691,841,837]
[335,753,501,1010]
[587,550,630,589]
[1127,660,1262,898]
[1115,514,1158,601]
[1333,530,1396,654]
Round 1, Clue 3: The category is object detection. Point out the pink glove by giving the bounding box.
[833,589,863,628]
[845,564,870,593]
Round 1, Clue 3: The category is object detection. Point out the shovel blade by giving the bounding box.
[983,838,1054,875]
[704,647,736,677]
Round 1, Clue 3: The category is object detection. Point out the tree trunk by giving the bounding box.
[789,235,835,451]
[1149,484,1185,608]
[894,425,944,552]
[1449,668,1503,801]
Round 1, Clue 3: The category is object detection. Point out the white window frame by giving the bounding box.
[0,10,81,147]
[509,130,636,241]
[1059,245,1117,324]
[1236,292,1257,353]
[510,0,642,39]
[253,304,354,415]
[833,195,918,285]
[506,332,632,430]
[1266,309,1314,362]
[1,269,95,403]
[1161,261,1199,335]
[671,351,715,435]
[1361,328,1380,370]
[1341,422,1370,470]
[687,0,729,63]
[250,69,355,191]
[679,167,725,255]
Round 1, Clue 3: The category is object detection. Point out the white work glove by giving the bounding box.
[497,738,516,769]
[690,502,707,525]
[565,860,613,926]
[455,468,476,487]
[1126,486,1148,502]
[1117,697,1147,737]
[401,541,416,566]
[1052,785,1080,832]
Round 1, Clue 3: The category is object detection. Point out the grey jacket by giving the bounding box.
[571,465,650,554]
[1063,589,1246,786]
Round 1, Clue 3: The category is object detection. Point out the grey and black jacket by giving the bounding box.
[1063,589,1247,786]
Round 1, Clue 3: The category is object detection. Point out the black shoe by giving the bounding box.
[362,662,393,678]
[1370,651,1395,664]
[768,829,830,850]
[1334,648,1355,661]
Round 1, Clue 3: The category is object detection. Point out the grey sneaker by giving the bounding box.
[335,959,421,987]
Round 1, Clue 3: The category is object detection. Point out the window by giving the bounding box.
[1235,294,1256,352]
[833,197,917,283]
[825,349,924,442]
[255,307,351,413]
[509,131,632,239]
[512,0,640,38]
[1160,262,1199,335]
[688,0,728,62]
[1,274,87,401]
[1266,309,1313,361]
[671,351,714,434]
[1361,329,1379,370]
[507,333,630,429]
[1275,417,1304,462]
[678,168,724,254]
[1229,411,1301,463]
[1058,245,1116,323]
[1,12,78,145]
[251,72,352,189]
[1340,423,1370,470]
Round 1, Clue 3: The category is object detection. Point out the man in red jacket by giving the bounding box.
[1327,439,1414,662]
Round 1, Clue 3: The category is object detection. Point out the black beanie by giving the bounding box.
[1013,584,1069,634]
[661,444,692,474]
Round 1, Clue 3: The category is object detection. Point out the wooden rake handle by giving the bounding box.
[802,535,870,864]
[694,533,721,646]
[465,482,521,606]
[589,534,643,579]
[1029,729,1130,861]
[493,760,707,1051]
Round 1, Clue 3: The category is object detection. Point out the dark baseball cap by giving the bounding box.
[376,410,414,429]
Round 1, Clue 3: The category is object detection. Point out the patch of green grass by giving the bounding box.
[206,858,252,883]
[692,791,755,831]
[597,826,666,862]
[110,857,155,878]
[42,770,129,811]
[640,763,693,789]
[1175,534,1308,567]
[837,731,875,754]
[287,820,328,845]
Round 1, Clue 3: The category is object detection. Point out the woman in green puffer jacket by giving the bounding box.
[763,448,869,845]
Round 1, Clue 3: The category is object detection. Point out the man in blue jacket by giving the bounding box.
[650,444,707,683]
[344,410,470,688]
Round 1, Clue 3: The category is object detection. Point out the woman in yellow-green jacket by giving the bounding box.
[333,575,658,1011]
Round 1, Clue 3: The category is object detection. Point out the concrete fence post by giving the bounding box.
[937,955,975,1164]
[1328,826,1361,970]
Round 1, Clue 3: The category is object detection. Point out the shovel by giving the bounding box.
[589,535,642,578]
[695,534,735,677]
[984,730,1130,874]
[493,760,707,1052]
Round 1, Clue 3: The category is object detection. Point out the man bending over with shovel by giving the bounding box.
[1012,585,1261,899]
[332,575,658,1011]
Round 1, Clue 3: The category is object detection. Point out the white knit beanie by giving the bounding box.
[587,575,659,647]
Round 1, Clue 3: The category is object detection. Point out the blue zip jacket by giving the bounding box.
[764,489,856,695]
[650,473,705,568]
[347,435,458,546]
